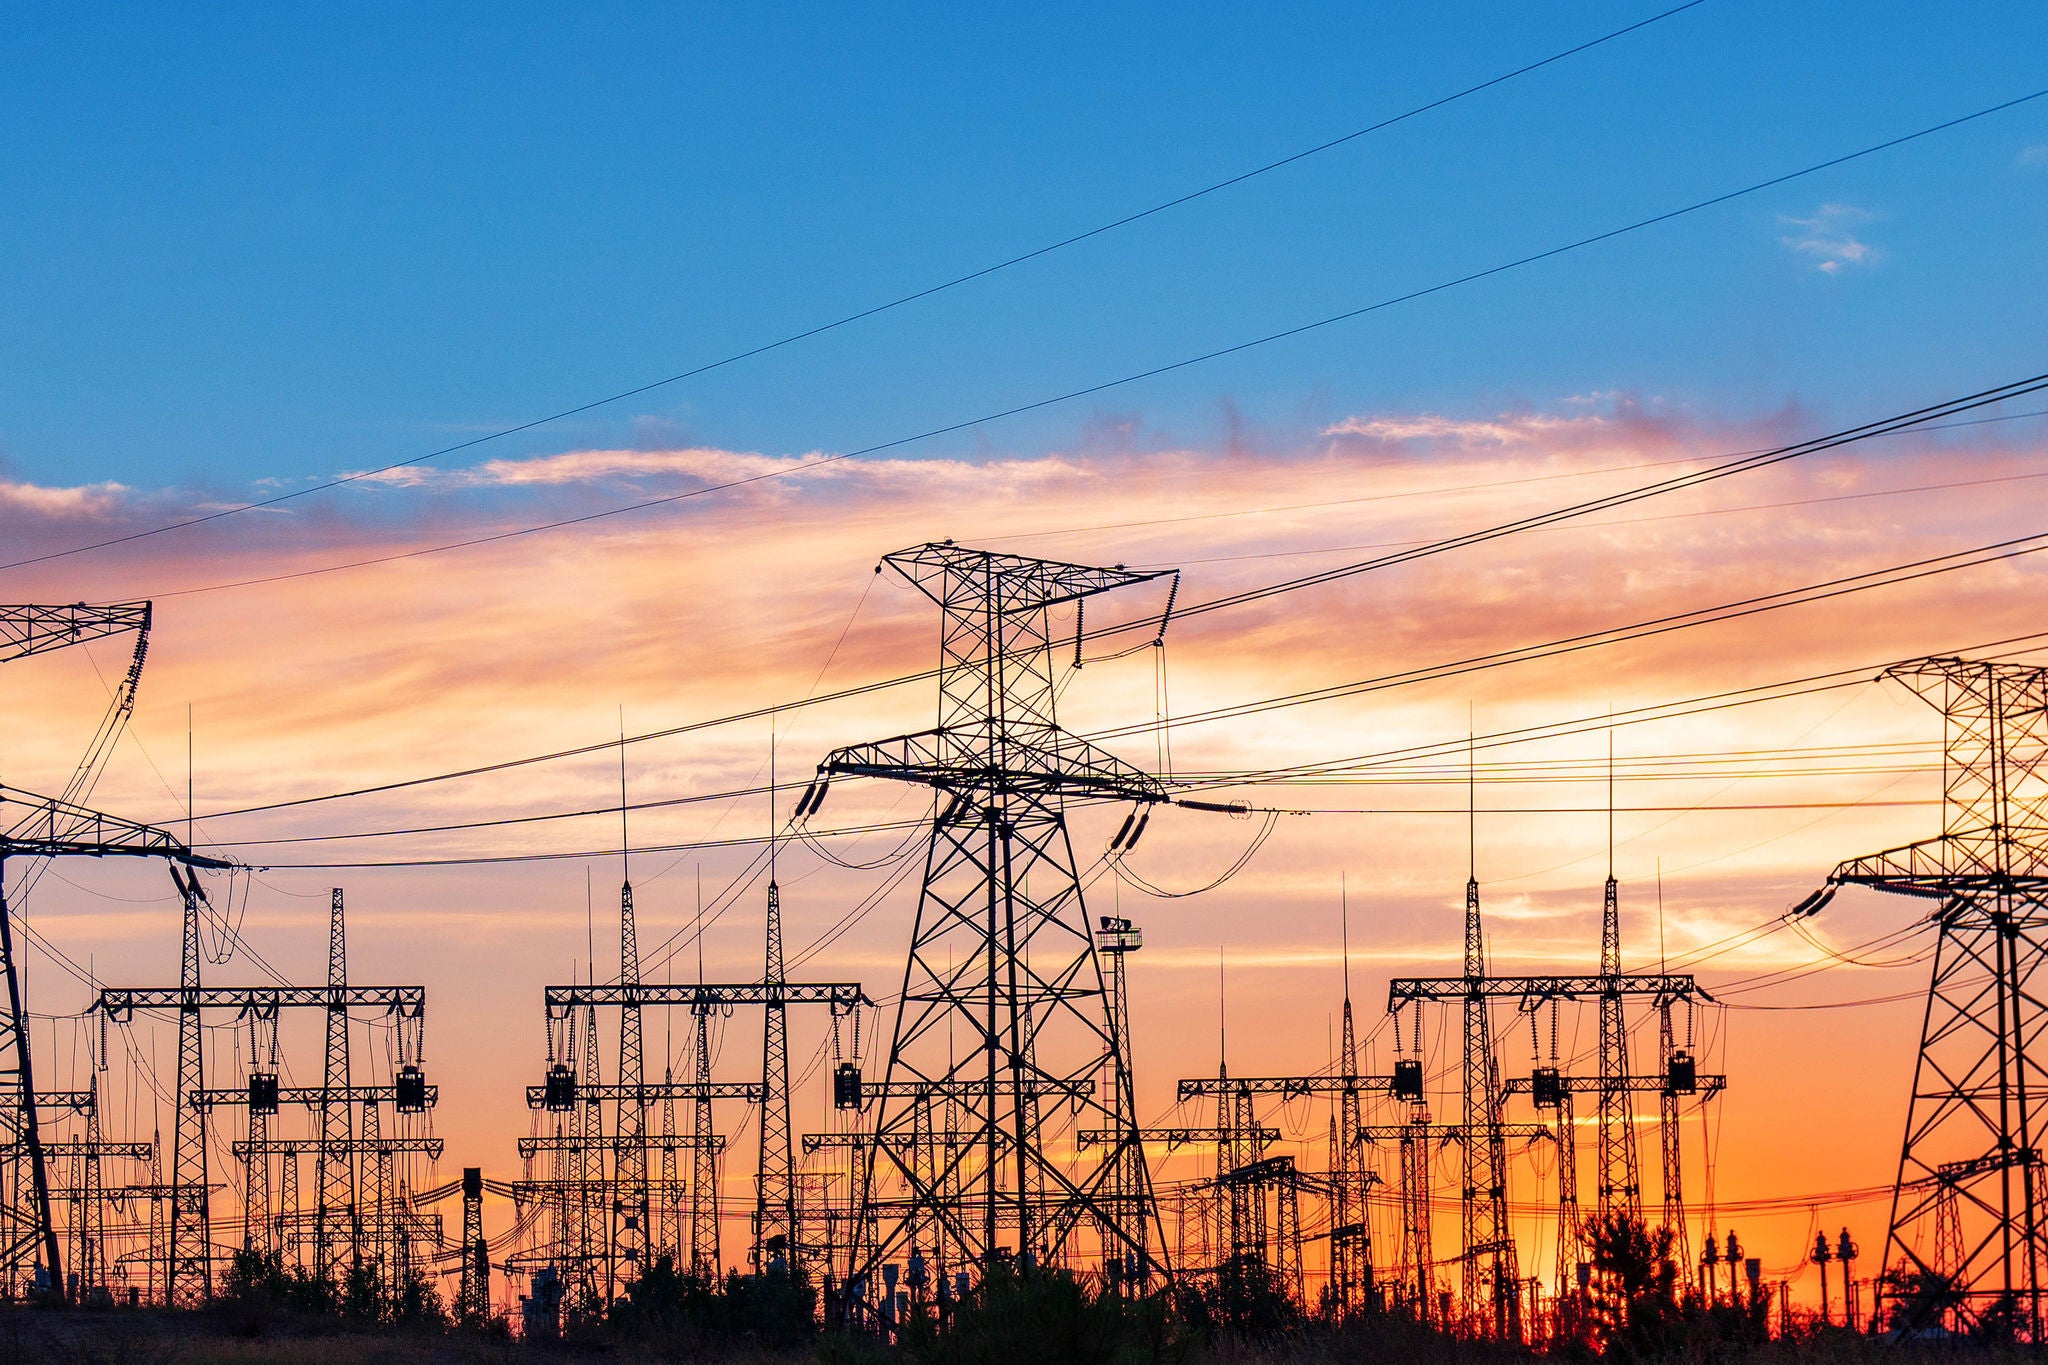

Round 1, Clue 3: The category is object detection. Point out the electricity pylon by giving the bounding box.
[2,790,231,1303]
[816,544,1177,1290]
[1815,658,2048,1338]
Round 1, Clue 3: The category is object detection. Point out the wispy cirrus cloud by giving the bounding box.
[2019,144,2048,168]
[1320,413,1582,444]
[1778,203,1882,275]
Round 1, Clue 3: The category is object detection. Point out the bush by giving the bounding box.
[909,1262,1192,1365]
[607,1254,818,1347]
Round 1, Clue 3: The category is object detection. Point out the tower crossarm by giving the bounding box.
[517,1135,724,1158]
[1076,1126,1280,1150]
[1357,1121,1555,1144]
[1504,1074,1726,1097]
[1177,1074,1394,1100]
[541,981,865,1014]
[855,1077,1094,1102]
[881,543,1172,614]
[820,727,1169,804]
[1828,829,2048,894]
[189,1084,437,1109]
[0,786,234,867]
[1924,1148,2042,1187]
[1193,1154,1307,1192]
[0,603,152,665]
[234,1137,442,1158]
[801,1131,934,1153]
[33,1091,98,1112]
[524,1080,764,1107]
[38,1141,153,1160]
[1388,972,1705,1008]
[98,984,423,1019]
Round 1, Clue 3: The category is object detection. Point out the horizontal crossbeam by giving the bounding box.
[1075,1126,1278,1150]
[190,1084,436,1109]
[525,1080,763,1107]
[0,603,150,665]
[1176,1074,1392,1100]
[543,981,865,1014]
[1387,973,1703,1007]
[100,985,423,1017]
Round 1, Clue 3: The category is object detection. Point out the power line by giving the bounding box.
[183,372,2048,825]
[110,86,2048,602]
[1101,529,2048,742]
[0,1,1711,580]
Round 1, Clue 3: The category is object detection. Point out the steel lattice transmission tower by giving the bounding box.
[1818,658,2048,1337]
[819,543,1175,1285]
[1594,870,1642,1222]
[1458,873,1520,1338]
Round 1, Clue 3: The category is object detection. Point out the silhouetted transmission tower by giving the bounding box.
[1819,658,2048,1337]
[816,543,1175,1294]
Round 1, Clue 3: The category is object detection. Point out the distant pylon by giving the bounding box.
[316,888,353,1286]
[1595,741,1642,1222]
[614,740,650,1289]
[1459,742,1519,1339]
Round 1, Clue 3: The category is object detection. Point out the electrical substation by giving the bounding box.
[2,533,2044,1343]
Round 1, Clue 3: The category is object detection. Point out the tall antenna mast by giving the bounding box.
[1340,873,1351,1007]
[619,710,631,887]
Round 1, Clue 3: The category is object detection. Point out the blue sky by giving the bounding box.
[2,1,2044,495]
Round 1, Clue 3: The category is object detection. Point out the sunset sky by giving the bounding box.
[3,0,2046,1310]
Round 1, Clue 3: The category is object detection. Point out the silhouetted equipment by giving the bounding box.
[396,1065,429,1114]
[543,1065,577,1113]
[1393,1059,1425,1102]
[1666,1051,1697,1096]
[833,1063,863,1111]
[248,1074,280,1116]
[816,544,1178,1299]
[1817,658,2048,1338]
[1530,1068,1564,1109]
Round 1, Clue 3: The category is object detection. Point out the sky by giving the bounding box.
[2,0,2047,1315]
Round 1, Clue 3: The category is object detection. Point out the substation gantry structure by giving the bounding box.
[1174,1062,1393,1307]
[805,543,1186,1307]
[1388,857,1714,1333]
[514,861,865,1313]
[1352,1117,1556,1326]
[1795,657,2048,1338]
[100,887,436,1300]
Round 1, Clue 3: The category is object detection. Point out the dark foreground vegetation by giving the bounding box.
[0,1218,2025,1365]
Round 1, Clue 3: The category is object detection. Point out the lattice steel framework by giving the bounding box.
[1459,875,1519,1338]
[458,1167,488,1321]
[1822,658,2048,1338]
[1392,961,1704,1307]
[0,787,229,1304]
[756,878,793,1270]
[819,544,1175,1287]
[318,888,353,1285]
[1096,915,1153,1287]
[1595,873,1642,1223]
